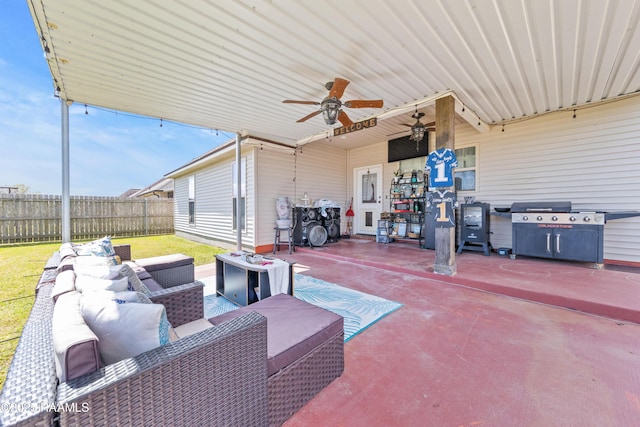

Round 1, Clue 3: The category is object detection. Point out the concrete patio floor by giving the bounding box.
[195,238,640,426]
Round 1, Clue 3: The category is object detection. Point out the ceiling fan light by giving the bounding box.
[321,98,340,125]
[410,121,426,142]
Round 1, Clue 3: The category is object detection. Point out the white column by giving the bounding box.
[235,133,242,251]
[61,99,71,243]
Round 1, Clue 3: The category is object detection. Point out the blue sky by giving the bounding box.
[0,2,231,196]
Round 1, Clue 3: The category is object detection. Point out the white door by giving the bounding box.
[354,165,383,235]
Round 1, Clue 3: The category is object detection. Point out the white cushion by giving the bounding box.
[59,244,77,260]
[74,255,120,266]
[80,292,171,365]
[173,318,213,339]
[56,257,76,272]
[52,291,101,382]
[74,264,123,280]
[51,270,76,301]
[75,275,129,293]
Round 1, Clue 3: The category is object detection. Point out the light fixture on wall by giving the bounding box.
[409,108,426,150]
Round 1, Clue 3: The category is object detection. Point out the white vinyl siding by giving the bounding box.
[456,95,640,262]
[174,149,255,248]
[255,143,348,246]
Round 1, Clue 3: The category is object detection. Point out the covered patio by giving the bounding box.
[27,0,640,267]
[195,239,640,426]
[24,1,640,425]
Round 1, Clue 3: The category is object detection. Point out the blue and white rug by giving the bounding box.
[201,273,403,342]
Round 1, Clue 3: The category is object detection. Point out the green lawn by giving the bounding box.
[0,235,226,390]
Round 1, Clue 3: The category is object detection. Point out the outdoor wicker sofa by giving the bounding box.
[0,244,344,427]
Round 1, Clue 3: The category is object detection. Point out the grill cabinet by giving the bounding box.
[510,201,604,266]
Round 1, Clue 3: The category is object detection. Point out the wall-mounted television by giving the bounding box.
[387,132,430,162]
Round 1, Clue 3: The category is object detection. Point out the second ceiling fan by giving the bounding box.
[283,77,383,127]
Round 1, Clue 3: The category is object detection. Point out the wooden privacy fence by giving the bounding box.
[0,194,174,244]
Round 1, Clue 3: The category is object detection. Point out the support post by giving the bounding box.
[433,96,457,276]
[235,133,242,251]
[61,99,71,243]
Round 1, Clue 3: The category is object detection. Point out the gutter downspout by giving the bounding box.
[61,99,71,243]
[235,132,242,251]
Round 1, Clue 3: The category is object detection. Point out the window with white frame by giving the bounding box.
[454,146,476,191]
[232,158,246,231]
[399,157,425,175]
[188,175,195,224]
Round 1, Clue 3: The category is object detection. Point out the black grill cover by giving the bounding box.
[510,201,572,213]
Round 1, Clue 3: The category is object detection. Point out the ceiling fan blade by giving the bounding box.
[337,110,353,127]
[296,110,322,123]
[328,78,350,99]
[283,100,321,105]
[401,121,436,128]
[343,99,384,108]
[387,130,411,137]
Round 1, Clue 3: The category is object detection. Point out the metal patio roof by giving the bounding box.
[28,0,640,149]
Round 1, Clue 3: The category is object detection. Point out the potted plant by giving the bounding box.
[393,169,401,183]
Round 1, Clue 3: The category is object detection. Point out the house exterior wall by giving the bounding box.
[359,96,640,263]
[171,96,640,263]
[171,139,348,252]
[254,143,348,248]
[453,95,640,263]
[173,146,256,250]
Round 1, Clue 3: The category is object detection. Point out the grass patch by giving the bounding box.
[0,234,226,390]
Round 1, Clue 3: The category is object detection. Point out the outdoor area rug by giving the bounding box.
[201,274,403,342]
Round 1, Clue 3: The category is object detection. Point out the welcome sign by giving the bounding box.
[333,118,377,136]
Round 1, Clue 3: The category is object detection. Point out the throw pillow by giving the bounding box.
[119,263,152,296]
[76,236,116,257]
[80,292,172,365]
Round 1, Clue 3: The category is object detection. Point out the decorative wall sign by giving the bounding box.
[333,118,377,136]
[426,190,458,228]
[425,148,458,187]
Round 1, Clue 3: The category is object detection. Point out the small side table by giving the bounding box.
[216,253,294,306]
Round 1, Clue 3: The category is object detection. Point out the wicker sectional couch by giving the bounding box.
[0,245,344,427]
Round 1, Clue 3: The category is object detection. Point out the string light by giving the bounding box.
[573,110,577,119]
[80,105,235,138]
[41,36,50,56]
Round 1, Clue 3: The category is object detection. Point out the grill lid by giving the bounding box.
[510,201,572,213]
